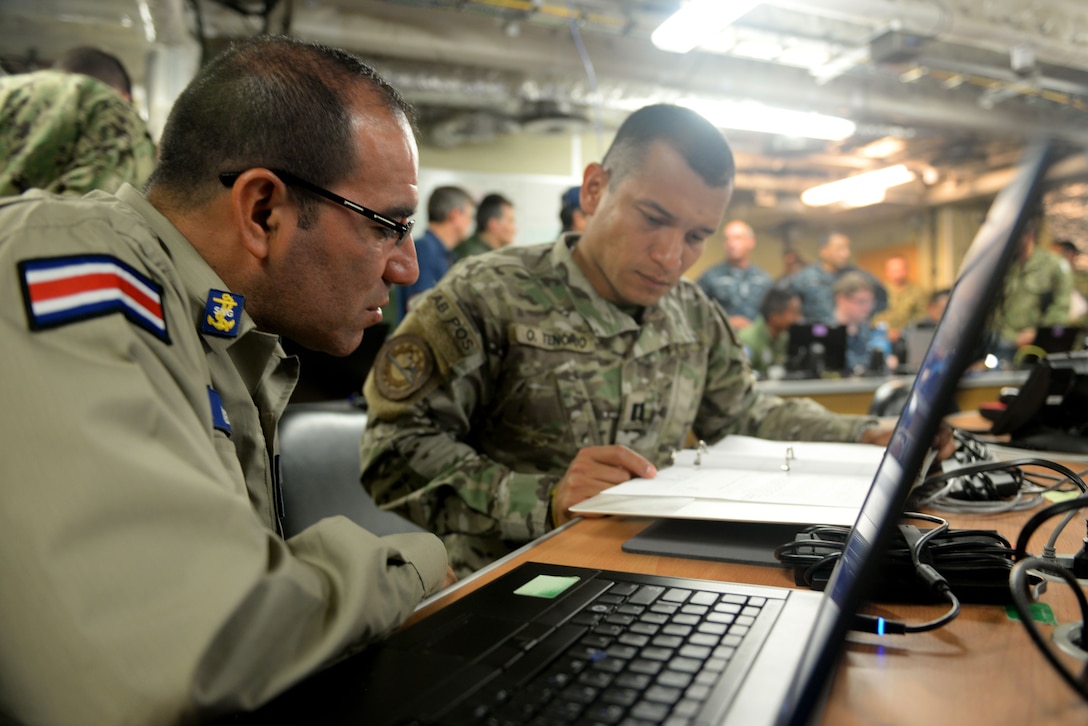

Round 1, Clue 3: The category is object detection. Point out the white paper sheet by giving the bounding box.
[570,435,885,524]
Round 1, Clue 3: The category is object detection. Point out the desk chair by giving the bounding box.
[277,400,424,538]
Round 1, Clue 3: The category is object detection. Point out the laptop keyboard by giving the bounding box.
[433,580,771,726]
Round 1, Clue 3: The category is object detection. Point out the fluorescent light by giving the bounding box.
[679,98,856,141]
[801,164,916,207]
[652,0,762,54]
[858,136,905,159]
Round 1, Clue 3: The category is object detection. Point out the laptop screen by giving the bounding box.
[786,322,848,376]
[778,141,1059,725]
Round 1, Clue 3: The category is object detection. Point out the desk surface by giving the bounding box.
[755,368,1028,415]
[412,506,1088,725]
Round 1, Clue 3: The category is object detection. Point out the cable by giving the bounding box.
[912,452,1088,514]
[1009,557,1088,702]
[778,514,968,635]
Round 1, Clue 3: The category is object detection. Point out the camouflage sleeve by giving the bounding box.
[360,272,555,545]
[693,301,876,443]
[1042,257,1073,326]
[49,87,156,196]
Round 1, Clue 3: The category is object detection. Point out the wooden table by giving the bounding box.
[411,496,1088,724]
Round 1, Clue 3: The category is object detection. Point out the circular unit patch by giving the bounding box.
[373,333,435,401]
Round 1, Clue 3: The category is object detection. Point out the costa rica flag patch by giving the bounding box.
[18,254,169,342]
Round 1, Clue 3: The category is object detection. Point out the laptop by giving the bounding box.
[903,325,937,371]
[234,141,1057,726]
[785,322,848,377]
[1031,325,1084,355]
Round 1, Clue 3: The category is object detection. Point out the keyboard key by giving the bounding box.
[630,700,671,721]
[668,657,703,674]
[689,633,720,648]
[661,624,692,638]
[640,646,674,661]
[644,684,683,705]
[608,583,639,597]
[629,622,659,636]
[678,644,711,660]
[628,659,664,675]
[617,633,650,648]
[584,703,627,724]
[656,670,693,689]
[662,588,692,603]
[613,673,651,690]
[628,585,665,605]
[600,686,640,707]
[689,591,719,606]
[651,635,683,649]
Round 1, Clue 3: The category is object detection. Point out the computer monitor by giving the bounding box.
[1032,325,1084,354]
[780,140,1060,724]
[786,322,848,377]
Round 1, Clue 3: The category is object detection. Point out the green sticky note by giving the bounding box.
[1044,490,1084,503]
[514,574,581,599]
[1005,602,1058,625]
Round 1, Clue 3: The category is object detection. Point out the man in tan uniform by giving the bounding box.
[0,36,448,724]
[361,104,900,575]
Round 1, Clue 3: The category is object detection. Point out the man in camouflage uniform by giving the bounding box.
[991,216,1073,360]
[453,192,517,260]
[361,104,895,575]
[696,219,773,332]
[872,255,928,340]
[737,285,802,377]
[0,47,155,197]
[784,232,887,324]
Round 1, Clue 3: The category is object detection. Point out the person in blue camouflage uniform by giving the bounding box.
[990,215,1073,360]
[784,232,887,324]
[0,47,155,197]
[360,104,898,575]
[696,219,773,333]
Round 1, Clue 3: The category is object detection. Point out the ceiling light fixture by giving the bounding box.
[858,136,905,159]
[679,98,857,141]
[651,0,762,54]
[801,164,916,207]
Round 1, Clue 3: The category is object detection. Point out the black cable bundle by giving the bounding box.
[775,516,1019,605]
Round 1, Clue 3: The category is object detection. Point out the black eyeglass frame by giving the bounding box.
[219,168,413,245]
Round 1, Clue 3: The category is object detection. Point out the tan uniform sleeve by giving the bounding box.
[0,222,445,723]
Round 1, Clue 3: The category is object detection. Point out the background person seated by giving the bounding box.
[832,271,880,374]
[738,285,802,378]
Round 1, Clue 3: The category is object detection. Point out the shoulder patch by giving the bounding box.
[373,333,435,401]
[18,254,169,342]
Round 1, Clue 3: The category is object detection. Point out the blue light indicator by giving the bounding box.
[876,617,886,636]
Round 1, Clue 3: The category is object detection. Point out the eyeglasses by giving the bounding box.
[219,168,414,245]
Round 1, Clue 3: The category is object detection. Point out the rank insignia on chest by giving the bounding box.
[201,289,245,338]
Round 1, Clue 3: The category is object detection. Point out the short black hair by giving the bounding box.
[1055,239,1079,255]
[601,104,734,189]
[54,47,132,97]
[476,192,512,233]
[147,35,416,219]
[761,285,801,320]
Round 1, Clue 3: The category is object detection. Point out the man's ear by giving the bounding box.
[579,163,608,216]
[229,169,292,262]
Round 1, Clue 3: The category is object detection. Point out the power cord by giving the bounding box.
[1011,493,1088,703]
[910,434,1088,514]
[776,513,966,635]
[853,514,961,634]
